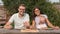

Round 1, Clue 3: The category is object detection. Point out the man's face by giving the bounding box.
[18,6,25,15]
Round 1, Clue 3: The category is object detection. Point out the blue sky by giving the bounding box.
[49,0,59,3]
[0,0,3,5]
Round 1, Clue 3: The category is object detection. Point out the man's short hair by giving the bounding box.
[18,4,26,8]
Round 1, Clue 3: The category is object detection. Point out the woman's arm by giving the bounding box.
[46,18,59,29]
[46,18,55,28]
[31,20,36,29]
[32,20,35,27]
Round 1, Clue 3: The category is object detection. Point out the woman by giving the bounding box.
[31,7,59,30]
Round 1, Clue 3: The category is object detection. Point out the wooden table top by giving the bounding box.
[0,28,60,34]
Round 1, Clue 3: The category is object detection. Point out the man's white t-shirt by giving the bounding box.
[8,13,29,29]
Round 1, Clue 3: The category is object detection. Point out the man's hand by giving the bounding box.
[4,25,12,29]
[24,22,30,29]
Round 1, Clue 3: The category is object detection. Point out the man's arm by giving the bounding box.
[4,22,12,29]
[24,21,30,29]
[24,14,30,29]
[4,14,14,29]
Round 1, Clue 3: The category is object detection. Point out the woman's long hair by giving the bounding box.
[32,7,44,20]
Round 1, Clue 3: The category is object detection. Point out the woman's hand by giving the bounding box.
[52,26,60,30]
[30,26,36,30]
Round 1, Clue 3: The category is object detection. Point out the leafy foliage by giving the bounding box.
[2,0,60,26]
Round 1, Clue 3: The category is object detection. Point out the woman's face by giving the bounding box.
[34,8,40,16]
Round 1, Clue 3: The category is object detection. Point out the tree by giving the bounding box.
[2,0,60,26]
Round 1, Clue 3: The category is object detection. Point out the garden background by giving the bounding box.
[2,0,60,27]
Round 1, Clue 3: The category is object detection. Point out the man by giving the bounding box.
[4,4,30,29]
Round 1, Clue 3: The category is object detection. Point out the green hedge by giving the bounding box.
[2,0,60,26]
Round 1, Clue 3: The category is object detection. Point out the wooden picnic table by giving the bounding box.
[0,28,60,34]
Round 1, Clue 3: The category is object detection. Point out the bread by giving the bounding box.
[21,29,39,32]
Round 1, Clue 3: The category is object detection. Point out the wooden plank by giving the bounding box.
[0,28,60,34]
